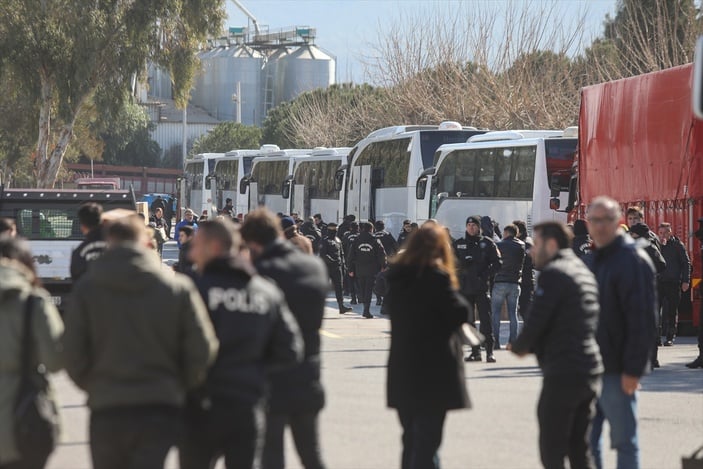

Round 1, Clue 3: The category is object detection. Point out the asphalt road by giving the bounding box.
[46,241,703,469]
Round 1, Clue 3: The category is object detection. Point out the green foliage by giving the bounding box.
[97,100,161,166]
[190,122,262,155]
[0,0,226,186]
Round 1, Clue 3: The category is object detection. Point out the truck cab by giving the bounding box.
[0,187,136,311]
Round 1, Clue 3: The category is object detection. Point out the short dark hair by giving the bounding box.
[225,198,232,203]
[503,224,518,237]
[512,220,527,237]
[0,217,16,236]
[626,206,643,219]
[198,219,240,253]
[78,202,103,230]
[360,221,373,232]
[178,225,195,237]
[240,208,281,246]
[374,220,385,230]
[533,221,573,250]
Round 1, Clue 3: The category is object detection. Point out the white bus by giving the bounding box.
[208,146,279,218]
[284,147,350,224]
[415,129,577,239]
[182,153,222,216]
[245,149,311,214]
[346,122,485,236]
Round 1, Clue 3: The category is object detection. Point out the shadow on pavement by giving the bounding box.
[641,362,703,394]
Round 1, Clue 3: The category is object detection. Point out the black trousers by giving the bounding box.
[180,399,263,469]
[326,265,345,309]
[357,275,375,314]
[397,408,446,469]
[659,281,681,340]
[262,411,325,469]
[461,291,494,354]
[519,282,534,321]
[537,376,600,469]
[344,271,357,300]
[90,405,183,469]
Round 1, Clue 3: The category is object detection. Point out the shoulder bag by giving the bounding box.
[13,295,59,460]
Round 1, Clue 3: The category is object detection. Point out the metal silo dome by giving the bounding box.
[217,44,264,125]
[278,44,336,104]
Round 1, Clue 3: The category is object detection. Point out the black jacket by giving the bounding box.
[385,265,470,411]
[348,232,386,277]
[511,250,603,377]
[176,241,195,275]
[253,240,329,412]
[319,234,345,270]
[191,256,302,405]
[660,237,691,284]
[494,236,525,284]
[373,230,399,257]
[572,234,592,261]
[586,234,657,377]
[521,237,535,290]
[453,234,502,294]
[637,237,666,275]
[397,230,410,247]
[70,228,107,281]
[300,221,322,253]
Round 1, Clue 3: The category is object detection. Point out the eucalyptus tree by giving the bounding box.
[0,0,225,187]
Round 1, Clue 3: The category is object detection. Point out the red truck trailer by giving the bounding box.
[572,63,703,330]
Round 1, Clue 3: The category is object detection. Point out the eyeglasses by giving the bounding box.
[587,216,617,225]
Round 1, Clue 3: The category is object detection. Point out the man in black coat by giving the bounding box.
[397,219,412,247]
[319,223,353,315]
[511,222,603,469]
[373,220,398,307]
[586,197,657,469]
[70,202,107,281]
[688,219,703,369]
[300,217,322,254]
[348,221,387,318]
[241,209,329,469]
[343,221,360,303]
[656,222,691,345]
[181,219,302,469]
[453,215,502,362]
[513,220,535,322]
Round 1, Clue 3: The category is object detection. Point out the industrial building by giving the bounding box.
[147,25,336,127]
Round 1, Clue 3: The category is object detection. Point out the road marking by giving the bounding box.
[320,329,342,339]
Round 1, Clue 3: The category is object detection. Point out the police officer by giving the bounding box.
[319,223,353,315]
[300,217,322,254]
[513,220,535,322]
[181,218,302,469]
[348,222,386,318]
[70,202,107,281]
[373,220,398,306]
[343,221,360,303]
[453,215,502,362]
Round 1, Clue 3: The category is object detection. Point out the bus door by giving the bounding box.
[350,165,372,221]
[292,182,305,218]
[249,181,259,210]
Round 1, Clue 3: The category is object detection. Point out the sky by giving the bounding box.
[224,0,618,84]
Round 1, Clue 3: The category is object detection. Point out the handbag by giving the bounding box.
[13,295,59,460]
[682,445,703,469]
[155,225,168,244]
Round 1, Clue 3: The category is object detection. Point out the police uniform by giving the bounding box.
[319,225,352,314]
[343,228,360,302]
[453,216,502,361]
[348,230,386,318]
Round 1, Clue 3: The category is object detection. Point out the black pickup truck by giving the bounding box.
[0,187,136,310]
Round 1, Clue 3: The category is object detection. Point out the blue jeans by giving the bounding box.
[589,373,639,469]
[491,282,520,345]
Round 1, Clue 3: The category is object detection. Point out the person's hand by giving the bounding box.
[349,272,355,278]
[505,342,512,351]
[682,282,690,292]
[621,374,640,395]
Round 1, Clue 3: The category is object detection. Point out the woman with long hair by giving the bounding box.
[0,236,64,469]
[385,224,471,469]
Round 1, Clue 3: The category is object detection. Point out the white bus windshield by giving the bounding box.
[419,131,484,169]
[251,160,289,195]
[430,145,536,217]
[294,160,340,199]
